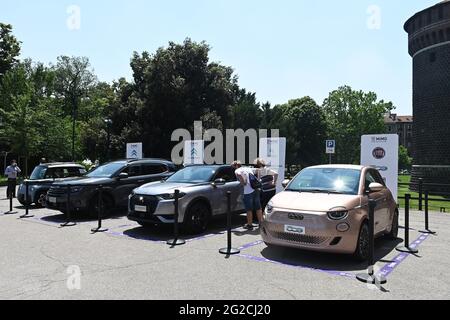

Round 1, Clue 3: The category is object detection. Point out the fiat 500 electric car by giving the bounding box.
[261,165,399,261]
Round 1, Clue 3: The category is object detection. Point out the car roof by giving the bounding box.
[111,158,175,165]
[183,164,231,169]
[307,164,365,171]
[42,163,84,168]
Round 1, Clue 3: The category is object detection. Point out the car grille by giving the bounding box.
[131,195,160,215]
[266,224,330,245]
[48,186,68,196]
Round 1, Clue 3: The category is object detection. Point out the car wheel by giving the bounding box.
[386,210,399,240]
[138,222,155,229]
[34,192,46,208]
[184,202,210,235]
[89,194,114,218]
[354,222,370,261]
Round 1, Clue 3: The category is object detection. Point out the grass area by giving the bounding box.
[398,175,450,212]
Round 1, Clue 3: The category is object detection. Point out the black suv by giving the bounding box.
[46,159,176,216]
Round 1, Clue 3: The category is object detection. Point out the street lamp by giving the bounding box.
[104,118,113,161]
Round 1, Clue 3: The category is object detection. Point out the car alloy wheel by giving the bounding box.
[355,223,370,261]
[185,202,210,234]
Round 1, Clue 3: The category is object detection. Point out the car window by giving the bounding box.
[30,166,47,180]
[141,164,168,175]
[123,165,141,177]
[373,170,386,186]
[215,167,237,182]
[365,171,378,191]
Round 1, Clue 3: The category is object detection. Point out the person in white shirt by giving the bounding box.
[232,160,263,230]
[4,160,21,198]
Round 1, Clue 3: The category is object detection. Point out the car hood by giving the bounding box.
[270,191,361,212]
[134,181,203,195]
[52,176,111,186]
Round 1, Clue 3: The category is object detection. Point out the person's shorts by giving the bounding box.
[243,191,262,212]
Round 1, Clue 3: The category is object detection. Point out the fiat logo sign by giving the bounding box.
[372,147,386,159]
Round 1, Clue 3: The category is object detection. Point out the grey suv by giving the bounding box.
[128,165,248,234]
[17,163,86,207]
[46,159,176,217]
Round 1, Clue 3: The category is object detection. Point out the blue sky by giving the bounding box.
[0,0,438,114]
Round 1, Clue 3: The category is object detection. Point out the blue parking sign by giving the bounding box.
[326,140,336,154]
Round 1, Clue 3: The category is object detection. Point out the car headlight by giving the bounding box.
[158,192,186,200]
[327,207,349,220]
[266,201,274,215]
[70,186,84,193]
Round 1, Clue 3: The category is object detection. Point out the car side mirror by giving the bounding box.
[282,179,291,188]
[118,172,129,180]
[213,178,226,187]
[368,182,384,193]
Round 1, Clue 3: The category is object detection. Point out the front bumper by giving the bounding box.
[127,194,185,224]
[261,209,362,254]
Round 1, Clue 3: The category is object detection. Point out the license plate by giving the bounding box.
[48,197,57,204]
[134,205,147,213]
[284,225,306,235]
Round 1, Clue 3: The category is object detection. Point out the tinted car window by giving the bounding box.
[30,166,47,180]
[123,165,141,177]
[365,171,378,191]
[373,170,386,186]
[141,164,168,175]
[215,167,237,182]
[87,162,126,178]
[167,166,217,183]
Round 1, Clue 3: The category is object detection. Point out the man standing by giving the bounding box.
[5,160,21,198]
[231,161,263,230]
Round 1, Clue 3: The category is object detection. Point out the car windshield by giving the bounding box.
[87,162,125,178]
[167,166,217,184]
[286,168,361,195]
[30,166,47,180]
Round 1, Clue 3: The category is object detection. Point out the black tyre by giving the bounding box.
[88,193,114,218]
[386,210,399,240]
[354,222,370,261]
[184,201,210,235]
[138,222,155,229]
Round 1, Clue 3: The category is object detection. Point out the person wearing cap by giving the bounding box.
[4,160,21,198]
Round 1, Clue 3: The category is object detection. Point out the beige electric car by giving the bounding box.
[261,165,399,261]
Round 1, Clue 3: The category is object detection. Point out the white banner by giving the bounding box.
[184,140,204,165]
[361,134,399,202]
[126,143,143,159]
[259,138,287,193]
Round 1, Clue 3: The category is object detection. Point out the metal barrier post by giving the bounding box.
[167,190,185,247]
[20,180,34,219]
[220,191,241,256]
[60,185,76,227]
[418,178,423,211]
[91,185,108,233]
[3,192,18,215]
[396,194,418,254]
[357,199,387,285]
[420,191,436,235]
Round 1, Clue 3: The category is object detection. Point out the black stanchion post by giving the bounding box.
[396,194,418,254]
[420,191,436,235]
[91,185,108,233]
[418,178,423,211]
[60,185,76,228]
[20,180,34,219]
[3,192,18,215]
[357,199,387,285]
[220,191,240,256]
[167,190,186,247]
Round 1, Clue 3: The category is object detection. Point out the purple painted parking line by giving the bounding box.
[377,234,430,278]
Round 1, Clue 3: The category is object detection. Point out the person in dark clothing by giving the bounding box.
[4,160,21,198]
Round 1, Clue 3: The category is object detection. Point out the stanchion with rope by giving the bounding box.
[220,191,240,256]
[356,199,387,285]
[20,180,34,219]
[419,191,436,235]
[3,192,17,215]
[60,185,76,228]
[167,190,186,247]
[396,194,418,254]
[91,185,108,233]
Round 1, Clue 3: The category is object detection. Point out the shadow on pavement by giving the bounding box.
[39,208,128,224]
[258,237,403,273]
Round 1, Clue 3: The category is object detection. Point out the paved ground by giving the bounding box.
[0,186,449,300]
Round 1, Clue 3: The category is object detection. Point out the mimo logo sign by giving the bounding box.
[372,147,386,160]
[371,137,388,143]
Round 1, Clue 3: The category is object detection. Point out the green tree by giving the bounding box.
[273,97,327,167]
[399,145,413,171]
[322,86,394,164]
[0,23,21,81]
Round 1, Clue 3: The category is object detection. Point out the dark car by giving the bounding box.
[46,159,176,217]
[17,163,86,207]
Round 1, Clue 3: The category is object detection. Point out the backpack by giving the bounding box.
[249,173,262,190]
